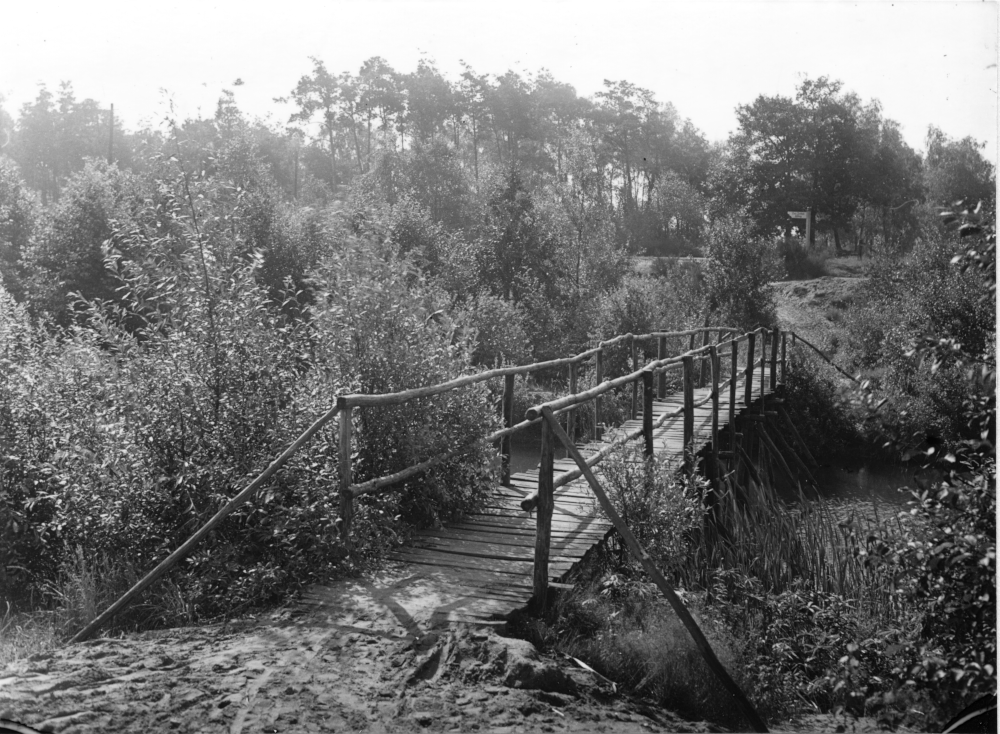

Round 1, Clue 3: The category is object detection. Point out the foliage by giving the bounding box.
[845,205,995,451]
[597,447,700,575]
[460,293,531,367]
[777,237,828,280]
[705,213,778,331]
[308,237,499,529]
[0,157,37,300]
[712,76,922,247]
[20,159,149,324]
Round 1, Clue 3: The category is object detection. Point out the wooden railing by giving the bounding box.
[333,327,742,544]
[71,324,851,644]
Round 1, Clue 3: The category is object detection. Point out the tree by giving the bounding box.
[713,77,900,248]
[0,157,37,300]
[478,166,557,303]
[705,213,777,330]
[923,126,995,206]
[287,58,345,189]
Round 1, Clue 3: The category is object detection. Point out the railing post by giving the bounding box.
[710,345,720,474]
[770,328,780,391]
[594,347,604,440]
[501,373,515,485]
[338,405,354,549]
[781,332,787,384]
[657,334,667,398]
[566,360,577,444]
[744,332,756,406]
[642,369,654,457]
[759,329,767,398]
[534,417,555,610]
[682,355,694,476]
[699,328,710,387]
[630,335,638,420]
[729,338,738,455]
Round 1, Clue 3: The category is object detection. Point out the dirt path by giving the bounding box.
[0,571,721,734]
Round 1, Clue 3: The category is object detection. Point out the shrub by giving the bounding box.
[308,237,499,529]
[778,238,829,279]
[705,213,779,330]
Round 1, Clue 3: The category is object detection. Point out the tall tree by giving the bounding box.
[287,58,344,188]
[924,126,995,206]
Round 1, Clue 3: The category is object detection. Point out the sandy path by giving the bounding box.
[0,571,720,734]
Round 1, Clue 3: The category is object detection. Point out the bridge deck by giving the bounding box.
[303,368,776,627]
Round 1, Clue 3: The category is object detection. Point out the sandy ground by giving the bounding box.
[772,275,865,357]
[0,571,722,734]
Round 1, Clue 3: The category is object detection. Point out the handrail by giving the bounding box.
[72,324,790,645]
[789,333,860,383]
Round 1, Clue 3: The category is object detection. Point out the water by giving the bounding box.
[815,463,913,505]
[507,427,915,507]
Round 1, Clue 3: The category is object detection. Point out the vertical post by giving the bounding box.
[657,335,667,398]
[688,332,696,352]
[709,345,721,517]
[534,418,555,610]
[806,206,814,248]
[594,348,604,440]
[710,345,720,472]
[630,335,638,420]
[501,373,515,485]
[642,369,654,457]
[338,405,354,549]
[770,328,780,391]
[744,332,756,406]
[729,339,738,454]
[759,329,767,399]
[566,360,578,443]
[699,329,711,387]
[781,332,787,384]
[682,355,694,476]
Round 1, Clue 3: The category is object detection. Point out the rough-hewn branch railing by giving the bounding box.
[333,327,740,540]
[71,325,789,643]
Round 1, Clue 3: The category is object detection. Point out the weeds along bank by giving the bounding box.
[524,331,994,730]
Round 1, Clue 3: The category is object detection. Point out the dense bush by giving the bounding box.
[705,213,778,330]
[309,237,499,529]
[845,216,994,450]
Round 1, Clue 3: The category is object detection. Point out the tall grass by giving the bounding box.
[531,438,912,725]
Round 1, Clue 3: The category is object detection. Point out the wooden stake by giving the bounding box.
[657,335,667,398]
[729,338,738,458]
[339,405,354,550]
[501,373,515,485]
[594,348,604,440]
[682,355,694,476]
[630,335,638,420]
[534,417,555,609]
[540,408,768,733]
[744,332,755,406]
[642,369,654,457]
[770,328,779,391]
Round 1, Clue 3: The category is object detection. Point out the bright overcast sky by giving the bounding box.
[3,1,997,160]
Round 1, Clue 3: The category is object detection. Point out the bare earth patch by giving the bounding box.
[0,571,723,734]
[772,276,865,357]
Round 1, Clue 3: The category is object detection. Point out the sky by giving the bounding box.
[2,0,997,160]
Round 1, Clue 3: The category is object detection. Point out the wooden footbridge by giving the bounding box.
[70,326,855,645]
[70,325,856,728]
[68,326,853,731]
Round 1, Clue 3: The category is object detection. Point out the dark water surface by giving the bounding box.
[508,429,913,508]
